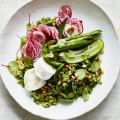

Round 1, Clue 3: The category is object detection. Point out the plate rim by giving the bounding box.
[0,0,120,119]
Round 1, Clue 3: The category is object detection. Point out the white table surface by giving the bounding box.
[0,0,120,120]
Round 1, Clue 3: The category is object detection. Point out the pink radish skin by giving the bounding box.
[49,27,60,40]
[21,40,41,61]
[58,5,72,23]
[55,17,61,26]
[38,24,50,37]
[68,18,83,34]
[64,24,79,37]
[32,31,46,43]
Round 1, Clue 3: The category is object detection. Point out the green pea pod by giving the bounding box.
[59,40,104,63]
[57,30,102,44]
[49,36,95,51]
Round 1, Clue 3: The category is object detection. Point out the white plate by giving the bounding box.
[0,0,120,119]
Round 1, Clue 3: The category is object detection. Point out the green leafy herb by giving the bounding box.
[20,36,26,47]
[58,19,67,36]
[75,69,87,80]
[36,17,55,26]
[26,23,33,30]
[90,61,100,72]
[69,92,75,98]
[83,93,89,102]
[23,57,33,67]
[8,61,19,76]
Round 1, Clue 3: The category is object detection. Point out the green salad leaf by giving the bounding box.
[26,23,33,30]
[90,61,100,72]
[8,61,19,76]
[23,57,33,67]
[75,69,87,80]
[20,36,26,47]
[36,17,55,26]
[58,19,67,37]
[83,93,89,102]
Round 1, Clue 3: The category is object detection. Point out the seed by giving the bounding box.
[68,66,71,70]
[82,64,87,68]
[87,68,91,71]
[72,75,75,79]
[95,72,98,76]
[86,75,92,79]
[42,91,46,94]
[68,71,72,75]
[65,64,70,68]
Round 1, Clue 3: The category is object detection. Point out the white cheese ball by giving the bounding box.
[34,57,56,80]
[24,68,46,91]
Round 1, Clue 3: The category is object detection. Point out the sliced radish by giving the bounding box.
[49,27,60,40]
[64,24,79,37]
[55,17,61,26]
[32,31,46,43]
[68,18,83,34]
[38,24,50,37]
[21,40,41,61]
[26,31,33,41]
[58,5,72,23]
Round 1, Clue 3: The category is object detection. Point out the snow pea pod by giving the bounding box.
[49,36,95,51]
[59,40,104,63]
[57,30,102,44]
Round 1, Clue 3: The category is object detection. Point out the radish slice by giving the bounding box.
[55,17,61,26]
[32,25,40,31]
[64,24,79,37]
[38,24,50,37]
[21,40,41,61]
[58,5,72,23]
[26,31,33,41]
[59,13,71,23]
[49,27,60,40]
[68,18,83,34]
[33,31,46,43]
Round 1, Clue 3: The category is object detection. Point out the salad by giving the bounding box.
[6,5,104,108]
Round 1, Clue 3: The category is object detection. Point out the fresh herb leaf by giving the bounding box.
[90,61,100,72]
[58,19,67,36]
[20,36,26,47]
[26,23,33,30]
[8,61,19,76]
[69,92,75,98]
[75,69,87,80]
[23,57,32,67]
[36,17,55,26]
[83,93,89,102]
[60,93,68,98]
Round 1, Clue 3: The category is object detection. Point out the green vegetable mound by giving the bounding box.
[31,57,103,108]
